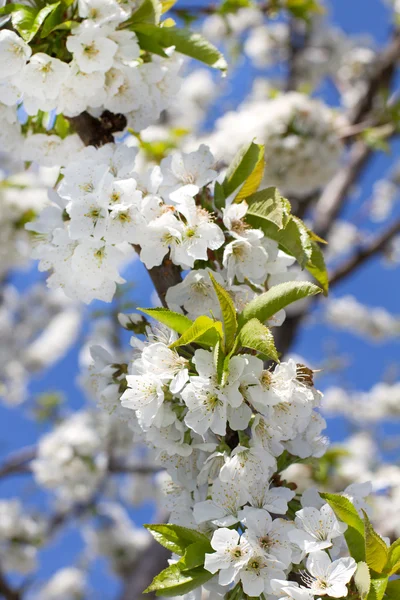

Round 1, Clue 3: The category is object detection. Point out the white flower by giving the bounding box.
[141,342,189,394]
[194,475,247,527]
[305,551,357,597]
[160,144,217,201]
[18,53,69,100]
[220,445,276,488]
[165,268,223,320]
[241,507,295,567]
[66,23,118,73]
[0,30,31,79]
[41,567,86,600]
[243,479,295,514]
[204,528,250,586]
[121,372,164,429]
[223,230,271,284]
[239,554,286,597]
[288,504,347,553]
[170,199,224,269]
[270,579,315,600]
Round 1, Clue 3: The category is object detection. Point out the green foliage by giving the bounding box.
[363,510,389,573]
[169,315,223,349]
[222,141,265,198]
[144,525,213,596]
[138,307,193,333]
[245,188,329,293]
[366,574,388,600]
[130,24,227,70]
[385,580,400,599]
[145,524,211,555]
[284,0,324,21]
[355,562,371,599]
[237,281,321,328]
[128,0,162,25]
[238,318,279,362]
[321,493,366,562]
[384,538,400,575]
[209,273,237,353]
[0,2,61,42]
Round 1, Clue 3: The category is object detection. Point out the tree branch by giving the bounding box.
[329,219,400,286]
[0,447,36,479]
[0,570,21,600]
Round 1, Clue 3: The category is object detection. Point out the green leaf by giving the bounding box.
[234,145,265,201]
[238,281,321,328]
[137,307,193,334]
[385,580,400,599]
[222,142,265,198]
[39,1,63,37]
[136,31,168,56]
[355,562,371,600]
[306,239,329,295]
[209,273,237,353]
[214,340,225,385]
[366,574,388,600]
[129,0,162,24]
[131,24,226,70]
[169,315,222,349]
[214,181,226,211]
[385,538,400,575]
[144,564,213,596]
[239,318,279,362]
[178,540,213,571]
[0,2,61,42]
[321,493,366,562]
[363,511,389,573]
[144,524,210,556]
[54,114,70,139]
[246,187,290,230]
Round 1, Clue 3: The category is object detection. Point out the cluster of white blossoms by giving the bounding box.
[324,295,400,341]
[205,92,344,196]
[91,318,370,598]
[0,284,81,405]
[0,159,56,276]
[31,409,134,504]
[84,503,150,576]
[323,380,400,423]
[40,567,86,600]
[28,143,298,303]
[0,500,44,574]
[0,5,182,140]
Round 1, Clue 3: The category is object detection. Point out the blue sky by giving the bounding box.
[0,0,399,596]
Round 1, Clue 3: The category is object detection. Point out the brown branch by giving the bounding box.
[0,447,36,479]
[312,141,371,239]
[68,110,127,147]
[329,218,400,286]
[275,219,400,356]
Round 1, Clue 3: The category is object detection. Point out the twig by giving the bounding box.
[312,141,371,238]
[329,219,400,286]
[0,447,36,479]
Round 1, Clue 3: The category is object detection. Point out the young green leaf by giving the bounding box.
[209,273,237,353]
[128,0,162,24]
[238,281,321,328]
[178,540,213,571]
[135,31,168,56]
[169,315,223,349]
[239,318,279,362]
[234,145,265,201]
[366,574,388,600]
[137,307,193,334]
[222,142,265,198]
[39,2,63,37]
[385,579,400,599]
[144,524,210,556]
[246,186,291,230]
[354,562,371,599]
[363,510,389,573]
[321,493,366,562]
[0,2,61,42]
[214,181,226,211]
[384,538,400,575]
[131,24,227,70]
[144,564,213,596]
